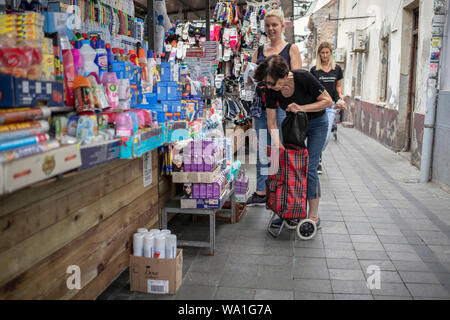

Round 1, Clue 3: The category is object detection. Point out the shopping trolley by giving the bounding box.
[265,144,317,240]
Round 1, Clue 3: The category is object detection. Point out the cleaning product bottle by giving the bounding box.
[129,49,137,66]
[60,33,75,106]
[102,72,119,109]
[72,41,84,76]
[105,43,115,71]
[119,49,126,61]
[112,48,120,61]
[147,49,156,93]
[115,112,133,137]
[138,48,148,83]
[95,40,108,78]
[80,40,99,76]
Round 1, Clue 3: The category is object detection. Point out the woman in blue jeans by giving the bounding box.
[254,55,332,226]
[246,9,302,206]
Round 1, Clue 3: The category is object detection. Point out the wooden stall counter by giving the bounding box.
[0,150,159,300]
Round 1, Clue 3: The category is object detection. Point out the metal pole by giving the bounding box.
[420,0,448,182]
[205,0,211,41]
[147,0,156,51]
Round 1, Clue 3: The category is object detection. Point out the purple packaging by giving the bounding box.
[183,155,192,172]
[193,184,200,199]
[206,183,213,198]
[213,182,220,198]
[193,155,202,172]
[200,183,207,199]
[203,140,213,155]
[193,140,202,155]
[203,155,212,172]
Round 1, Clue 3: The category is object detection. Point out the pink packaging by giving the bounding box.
[115,113,133,137]
[129,109,145,128]
[101,72,119,108]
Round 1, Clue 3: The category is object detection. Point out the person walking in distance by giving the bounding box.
[246,9,302,207]
[310,42,346,174]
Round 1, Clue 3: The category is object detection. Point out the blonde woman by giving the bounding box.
[310,42,344,174]
[246,9,303,207]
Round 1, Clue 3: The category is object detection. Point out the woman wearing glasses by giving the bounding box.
[254,55,333,228]
[246,9,303,207]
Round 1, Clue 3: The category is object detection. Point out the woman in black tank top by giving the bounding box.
[246,9,302,207]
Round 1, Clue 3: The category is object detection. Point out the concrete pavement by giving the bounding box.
[98,126,450,300]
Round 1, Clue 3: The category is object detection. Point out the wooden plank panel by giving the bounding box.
[73,250,129,300]
[0,159,144,254]
[52,205,158,300]
[0,159,129,217]
[0,189,158,299]
[0,176,151,287]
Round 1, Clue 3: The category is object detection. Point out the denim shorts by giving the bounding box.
[254,108,287,192]
[306,112,329,199]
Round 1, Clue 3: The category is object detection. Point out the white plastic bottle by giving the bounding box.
[79,40,99,77]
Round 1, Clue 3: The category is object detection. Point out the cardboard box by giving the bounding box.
[181,183,230,209]
[172,165,221,183]
[0,144,81,195]
[119,125,165,159]
[0,74,64,107]
[130,249,183,295]
[79,139,121,170]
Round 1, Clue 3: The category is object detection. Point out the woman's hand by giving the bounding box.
[286,103,303,113]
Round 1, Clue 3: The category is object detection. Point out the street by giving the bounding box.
[100,125,450,300]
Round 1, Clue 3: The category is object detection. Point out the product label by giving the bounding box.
[147,280,169,294]
[99,56,108,69]
[143,151,152,187]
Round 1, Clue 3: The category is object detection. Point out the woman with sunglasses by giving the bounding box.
[246,9,303,207]
[254,55,333,227]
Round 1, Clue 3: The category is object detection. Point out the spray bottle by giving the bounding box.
[60,33,75,106]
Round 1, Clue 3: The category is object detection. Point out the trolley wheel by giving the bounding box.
[284,219,299,230]
[296,219,317,240]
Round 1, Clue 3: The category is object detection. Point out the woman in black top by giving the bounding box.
[255,55,333,227]
[310,42,345,173]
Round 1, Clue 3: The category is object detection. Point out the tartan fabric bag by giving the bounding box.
[266,144,309,220]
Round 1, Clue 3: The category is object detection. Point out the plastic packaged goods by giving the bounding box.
[60,33,75,106]
[133,233,144,257]
[0,139,60,164]
[72,41,84,76]
[0,107,51,125]
[0,133,49,152]
[129,49,137,66]
[76,115,98,145]
[95,39,108,78]
[0,120,49,140]
[105,43,114,71]
[73,76,95,113]
[138,48,148,82]
[115,113,133,137]
[87,74,109,110]
[79,40,98,77]
[101,72,119,109]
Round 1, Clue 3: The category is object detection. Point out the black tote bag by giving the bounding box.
[282,111,308,148]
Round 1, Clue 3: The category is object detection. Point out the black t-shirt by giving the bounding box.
[310,65,343,102]
[265,70,326,120]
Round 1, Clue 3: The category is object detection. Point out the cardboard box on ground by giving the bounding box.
[129,249,183,295]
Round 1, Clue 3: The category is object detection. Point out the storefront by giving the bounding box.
[0,0,281,299]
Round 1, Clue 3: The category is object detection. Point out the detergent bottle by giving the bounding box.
[79,40,99,77]
[95,40,108,78]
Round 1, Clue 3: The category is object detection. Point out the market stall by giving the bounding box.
[0,0,277,299]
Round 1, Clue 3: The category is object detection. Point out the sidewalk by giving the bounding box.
[98,126,450,300]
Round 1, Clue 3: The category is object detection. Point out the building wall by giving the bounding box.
[337,0,433,167]
[305,0,339,68]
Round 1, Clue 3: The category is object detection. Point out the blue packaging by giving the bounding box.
[111,61,126,79]
[157,82,168,101]
[160,62,173,81]
[144,93,157,106]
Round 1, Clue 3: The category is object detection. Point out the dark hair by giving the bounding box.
[254,55,290,83]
